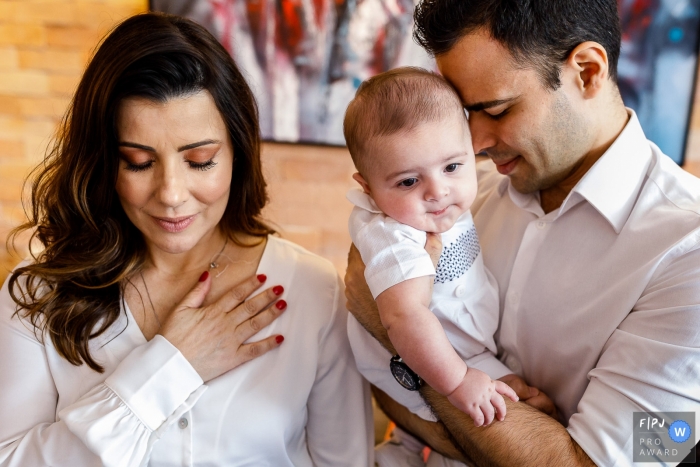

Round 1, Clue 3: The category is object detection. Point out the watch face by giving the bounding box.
[390,359,418,390]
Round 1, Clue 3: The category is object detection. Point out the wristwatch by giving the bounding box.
[390,355,423,391]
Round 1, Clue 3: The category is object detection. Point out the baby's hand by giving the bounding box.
[446,367,519,427]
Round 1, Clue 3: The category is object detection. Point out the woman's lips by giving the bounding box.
[152,215,196,233]
[495,156,520,175]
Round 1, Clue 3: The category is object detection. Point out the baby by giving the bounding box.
[344,67,518,427]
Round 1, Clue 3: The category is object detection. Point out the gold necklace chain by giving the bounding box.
[140,236,229,330]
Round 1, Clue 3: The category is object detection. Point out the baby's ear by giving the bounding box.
[352,172,371,195]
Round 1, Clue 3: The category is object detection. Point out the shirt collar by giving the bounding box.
[507,182,544,217]
[562,109,653,234]
[346,187,382,213]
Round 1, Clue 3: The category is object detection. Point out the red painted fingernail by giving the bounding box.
[275,299,287,310]
[276,335,284,344]
[257,274,267,283]
[199,271,209,282]
[272,285,284,295]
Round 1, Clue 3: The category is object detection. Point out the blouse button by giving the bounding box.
[178,417,188,429]
[454,285,466,297]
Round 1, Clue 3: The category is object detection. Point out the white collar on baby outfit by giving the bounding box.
[346,188,383,213]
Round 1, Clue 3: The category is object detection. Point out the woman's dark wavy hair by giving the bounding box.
[413,0,622,90]
[8,12,273,372]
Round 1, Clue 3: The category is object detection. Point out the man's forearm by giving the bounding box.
[371,385,470,463]
[421,385,595,467]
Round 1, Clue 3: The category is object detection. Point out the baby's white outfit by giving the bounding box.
[346,188,511,421]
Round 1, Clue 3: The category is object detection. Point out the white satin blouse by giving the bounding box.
[0,236,373,467]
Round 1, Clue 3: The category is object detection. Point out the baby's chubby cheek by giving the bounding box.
[386,201,463,233]
[378,198,425,230]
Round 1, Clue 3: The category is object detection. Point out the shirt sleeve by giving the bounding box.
[349,207,435,299]
[0,273,206,467]
[567,245,700,467]
[305,274,373,467]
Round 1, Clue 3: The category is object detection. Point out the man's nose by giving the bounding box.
[155,162,188,208]
[469,115,498,156]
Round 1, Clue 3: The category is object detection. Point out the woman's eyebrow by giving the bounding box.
[117,139,221,152]
[118,142,155,152]
[178,139,221,151]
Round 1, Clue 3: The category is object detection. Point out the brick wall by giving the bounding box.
[262,143,356,274]
[2,0,700,284]
[0,0,147,280]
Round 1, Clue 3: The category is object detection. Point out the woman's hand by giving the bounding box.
[159,272,286,382]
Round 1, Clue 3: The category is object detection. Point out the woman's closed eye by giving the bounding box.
[123,159,153,172]
[185,147,220,171]
[188,159,218,171]
[122,158,218,172]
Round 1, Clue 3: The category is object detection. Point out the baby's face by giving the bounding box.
[357,116,477,233]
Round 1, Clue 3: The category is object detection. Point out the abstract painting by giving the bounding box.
[618,0,700,164]
[152,0,700,162]
[151,0,434,145]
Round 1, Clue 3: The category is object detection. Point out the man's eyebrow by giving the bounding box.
[118,139,221,152]
[464,96,520,112]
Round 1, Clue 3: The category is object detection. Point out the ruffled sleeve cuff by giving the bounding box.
[59,336,206,467]
[103,335,204,430]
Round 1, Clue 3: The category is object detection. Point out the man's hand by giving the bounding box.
[498,374,559,420]
[345,244,395,353]
[425,232,443,267]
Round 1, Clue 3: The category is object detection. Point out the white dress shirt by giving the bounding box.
[346,188,511,420]
[349,111,700,466]
[474,111,700,466]
[0,236,373,467]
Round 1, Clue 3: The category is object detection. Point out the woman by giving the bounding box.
[0,13,371,467]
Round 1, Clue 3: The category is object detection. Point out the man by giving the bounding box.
[345,0,700,465]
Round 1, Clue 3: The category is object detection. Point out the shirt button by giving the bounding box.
[454,285,466,297]
[536,221,547,229]
[178,417,188,429]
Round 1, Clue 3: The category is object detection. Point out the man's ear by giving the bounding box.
[352,172,371,195]
[565,41,609,99]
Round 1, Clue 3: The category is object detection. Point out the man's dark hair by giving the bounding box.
[413,0,622,90]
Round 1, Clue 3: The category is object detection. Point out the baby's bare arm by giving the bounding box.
[376,277,468,396]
